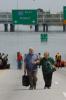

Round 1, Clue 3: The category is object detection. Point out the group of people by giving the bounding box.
[17,49,66,90]
[0,53,10,69]
[24,48,56,90]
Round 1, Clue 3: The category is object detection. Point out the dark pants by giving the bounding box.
[27,69,37,89]
[43,72,53,88]
[56,60,61,68]
[17,61,22,69]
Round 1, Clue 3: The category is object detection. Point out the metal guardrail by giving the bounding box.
[0,12,12,23]
[0,12,64,25]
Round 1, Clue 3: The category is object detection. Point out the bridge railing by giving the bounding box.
[0,12,64,25]
[0,12,12,23]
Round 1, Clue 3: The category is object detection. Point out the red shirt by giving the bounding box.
[17,53,23,61]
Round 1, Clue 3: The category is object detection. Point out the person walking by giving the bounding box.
[17,52,23,69]
[55,52,61,68]
[40,52,55,89]
[24,48,39,90]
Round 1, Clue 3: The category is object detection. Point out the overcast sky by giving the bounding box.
[0,0,66,13]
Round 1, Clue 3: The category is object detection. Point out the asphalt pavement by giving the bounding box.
[0,68,66,100]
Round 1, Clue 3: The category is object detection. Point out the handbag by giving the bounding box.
[51,67,56,72]
[22,75,30,86]
[47,61,56,73]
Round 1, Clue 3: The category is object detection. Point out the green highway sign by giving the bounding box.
[63,6,66,20]
[12,10,37,25]
[63,6,66,24]
[40,33,48,42]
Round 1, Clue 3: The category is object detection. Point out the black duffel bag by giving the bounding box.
[22,75,30,86]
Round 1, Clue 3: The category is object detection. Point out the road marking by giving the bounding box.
[63,92,66,98]
[54,81,59,85]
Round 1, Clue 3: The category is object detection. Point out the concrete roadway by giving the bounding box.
[0,68,66,100]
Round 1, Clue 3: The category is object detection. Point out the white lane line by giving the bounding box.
[63,92,66,98]
[54,81,59,85]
